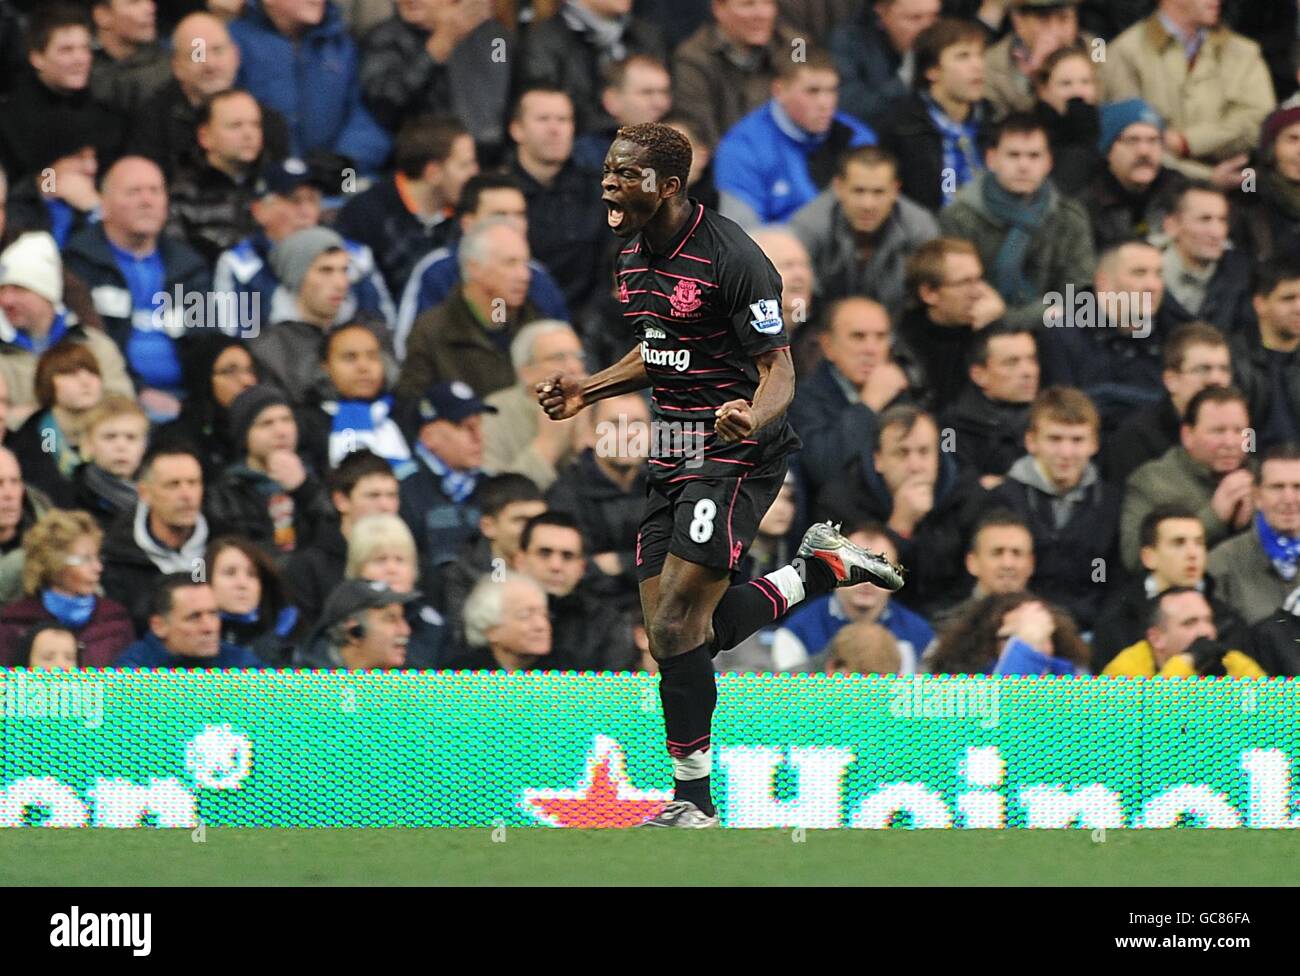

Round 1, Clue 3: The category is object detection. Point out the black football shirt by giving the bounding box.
[614,199,801,483]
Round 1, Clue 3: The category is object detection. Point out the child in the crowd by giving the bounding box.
[71,395,149,531]
[18,623,80,671]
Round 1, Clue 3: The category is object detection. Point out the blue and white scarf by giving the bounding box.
[1257,512,1300,582]
[923,94,982,207]
[416,443,480,504]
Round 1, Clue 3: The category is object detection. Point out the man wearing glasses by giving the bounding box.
[1105,320,1231,483]
[896,236,1006,412]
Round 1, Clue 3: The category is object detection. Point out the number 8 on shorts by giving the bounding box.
[689,499,716,543]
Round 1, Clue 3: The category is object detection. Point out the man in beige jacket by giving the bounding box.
[482,318,590,491]
[1101,0,1275,185]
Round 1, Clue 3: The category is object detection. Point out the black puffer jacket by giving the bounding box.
[545,449,644,609]
[938,385,1030,480]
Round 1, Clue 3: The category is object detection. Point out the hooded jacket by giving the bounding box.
[101,503,212,634]
[714,100,877,226]
[787,187,939,321]
[229,0,391,173]
[937,172,1095,331]
[987,455,1120,631]
[816,448,982,619]
[212,231,396,335]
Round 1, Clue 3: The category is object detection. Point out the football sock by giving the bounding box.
[707,556,838,654]
[657,644,717,817]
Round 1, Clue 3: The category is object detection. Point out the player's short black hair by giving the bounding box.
[328,449,396,498]
[1138,504,1199,550]
[477,473,545,518]
[520,511,586,555]
[614,122,692,191]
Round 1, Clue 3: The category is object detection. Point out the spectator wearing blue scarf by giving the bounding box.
[207,537,301,667]
[398,381,497,603]
[874,17,991,213]
[296,322,412,478]
[938,113,1095,330]
[0,509,133,668]
[115,573,266,669]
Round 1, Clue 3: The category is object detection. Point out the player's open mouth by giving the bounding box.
[606,203,626,228]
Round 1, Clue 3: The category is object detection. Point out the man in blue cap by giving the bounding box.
[1083,98,1185,251]
[398,381,499,605]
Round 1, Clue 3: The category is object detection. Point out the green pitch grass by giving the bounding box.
[3,829,1297,885]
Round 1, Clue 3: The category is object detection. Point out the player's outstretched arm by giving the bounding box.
[715,347,795,443]
[536,344,650,420]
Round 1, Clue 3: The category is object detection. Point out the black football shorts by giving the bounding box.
[634,453,788,582]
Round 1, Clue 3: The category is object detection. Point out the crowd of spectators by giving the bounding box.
[0,0,1298,679]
